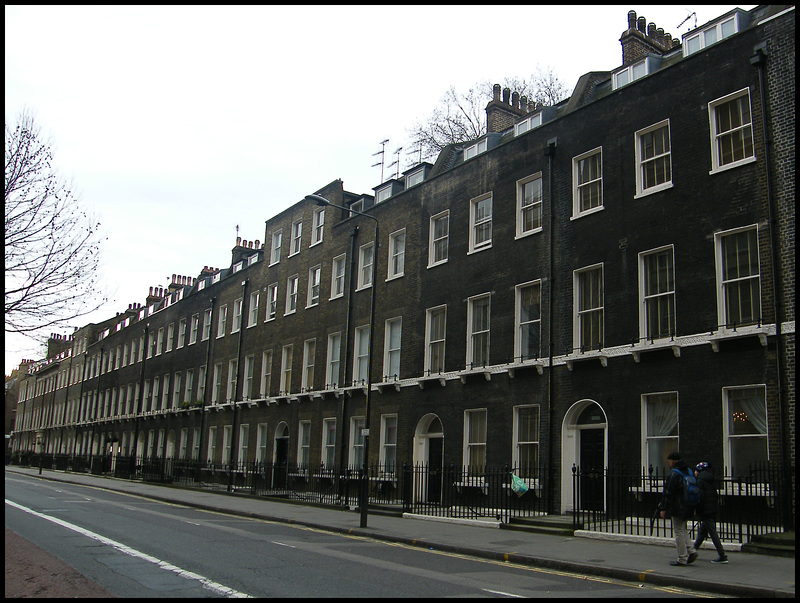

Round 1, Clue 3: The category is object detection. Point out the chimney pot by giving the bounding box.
[255,239,260,248]
[647,22,656,38]
[637,16,646,32]
[502,87,511,104]
[492,84,501,102]
[512,91,520,109]
[628,10,637,29]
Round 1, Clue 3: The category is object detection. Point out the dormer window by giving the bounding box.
[405,168,425,188]
[464,139,487,160]
[515,113,542,136]
[683,14,739,56]
[613,58,649,89]
[375,185,392,204]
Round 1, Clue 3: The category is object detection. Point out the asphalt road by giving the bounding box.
[5,472,707,598]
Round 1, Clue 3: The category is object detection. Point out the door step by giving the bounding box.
[501,515,579,536]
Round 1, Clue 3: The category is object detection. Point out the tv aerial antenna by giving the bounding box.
[372,139,390,183]
[386,147,403,180]
[677,11,697,32]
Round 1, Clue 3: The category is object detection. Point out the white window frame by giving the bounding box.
[357,242,374,290]
[515,280,542,362]
[708,88,755,174]
[634,119,673,197]
[514,112,542,136]
[290,220,302,256]
[375,185,392,204]
[349,416,365,469]
[266,283,278,321]
[516,173,543,238]
[238,423,249,465]
[464,138,487,160]
[612,57,650,89]
[513,405,540,470]
[280,345,293,395]
[464,409,487,470]
[383,317,402,381]
[405,168,424,188]
[425,305,446,375]
[428,211,449,268]
[572,147,603,218]
[684,13,740,56]
[311,207,325,246]
[302,339,316,391]
[298,420,311,468]
[639,245,676,342]
[248,292,259,327]
[469,192,492,253]
[307,265,321,308]
[641,391,679,472]
[243,354,255,400]
[232,298,243,333]
[353,326,370,386]
[178,318,187,348]
[330,254,346,300]
[285,275,298,314]
[722,385,768,469]
[322,418,336,469]
[326,333,341,389]
[467,293,491,369]
[217,305,227,339]
[226,359,238,402]
[380,414,398,473]
[260,351,272,398]
[714,225,761,329]
[212,363,222,404]
[387,229,406,280]
[270,230,282,265]
[573,264,604,352]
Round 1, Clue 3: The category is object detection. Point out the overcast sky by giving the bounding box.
[5,5,749,375]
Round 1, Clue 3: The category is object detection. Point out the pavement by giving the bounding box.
[5,466,795,598]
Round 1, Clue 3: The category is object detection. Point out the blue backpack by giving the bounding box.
[672,468,701,508]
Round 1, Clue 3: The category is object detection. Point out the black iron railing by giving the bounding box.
[571,462,794,542]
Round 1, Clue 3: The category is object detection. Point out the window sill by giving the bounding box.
[634,181,673,199]
[515,227,543,241]
[570,205,605,221]
[564,350,608,370]
[709,324,770,351]
[709,155,756,175]
[631,339,681,362]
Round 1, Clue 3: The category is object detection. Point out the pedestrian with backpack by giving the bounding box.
[658,452,698,566]
[693,462,728,563]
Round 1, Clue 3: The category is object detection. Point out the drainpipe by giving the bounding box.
[337,227,359,494]
[133,326,149,463]
[544,138,557,515]
[750,46,788,480]
[198,298,217,464]
[229,280,248,491]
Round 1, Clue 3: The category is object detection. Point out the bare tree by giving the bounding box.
[5,111,107,337]
[405,66,569,163]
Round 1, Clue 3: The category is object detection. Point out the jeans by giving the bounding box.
[694,514,725,556]
[672,516,697,563]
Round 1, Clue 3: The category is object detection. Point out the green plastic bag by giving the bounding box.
[510,472,529,497]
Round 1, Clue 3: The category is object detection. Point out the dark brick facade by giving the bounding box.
[12,6,794,515]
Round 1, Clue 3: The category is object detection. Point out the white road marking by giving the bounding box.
[5,499,252,598]
[482,588,525,597]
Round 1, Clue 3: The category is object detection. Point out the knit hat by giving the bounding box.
[695,462,710,471]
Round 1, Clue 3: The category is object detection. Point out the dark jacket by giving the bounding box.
[695,467,719,516]
[659,461,694,520]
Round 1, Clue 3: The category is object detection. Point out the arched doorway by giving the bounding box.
[413,414,444,503]
[560,400,608,513]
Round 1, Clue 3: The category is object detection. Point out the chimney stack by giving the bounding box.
[486,84,531,133]
[620,10,679,66]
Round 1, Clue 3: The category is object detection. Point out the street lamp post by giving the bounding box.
[305,194,377,528]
